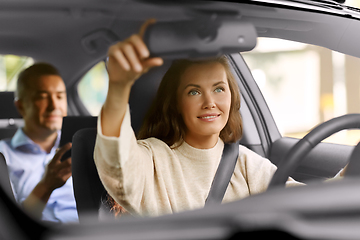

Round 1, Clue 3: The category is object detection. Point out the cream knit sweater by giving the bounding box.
[94,106,302,217]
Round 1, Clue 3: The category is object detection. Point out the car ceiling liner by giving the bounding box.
[81,17,257,60]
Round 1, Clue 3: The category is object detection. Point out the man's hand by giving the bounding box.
[22,142,72,219]
[40,142,72,191]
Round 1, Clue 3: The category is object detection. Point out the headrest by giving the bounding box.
[129,60,172,134]
[0,92,21,119]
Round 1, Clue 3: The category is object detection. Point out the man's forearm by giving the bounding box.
[22,181,53,219]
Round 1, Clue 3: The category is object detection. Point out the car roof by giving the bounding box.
[1,0,360,83]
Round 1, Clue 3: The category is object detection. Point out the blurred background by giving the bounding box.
[0,0,359,146]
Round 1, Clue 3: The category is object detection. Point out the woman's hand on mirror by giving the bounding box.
[107,19,163,87]
[102,19,163,138]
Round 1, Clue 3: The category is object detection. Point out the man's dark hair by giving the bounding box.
[16,62,61,100]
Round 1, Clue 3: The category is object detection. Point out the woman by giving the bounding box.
[94,20,302,217]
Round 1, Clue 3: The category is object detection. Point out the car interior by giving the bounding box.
[0,92,23,140]
[1,0,360,239]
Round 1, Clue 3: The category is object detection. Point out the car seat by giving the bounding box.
[0,152,15,202]
[72,61,172,221]
[72,128,106,221]
[0,152,49,240]
[0,92,23,140]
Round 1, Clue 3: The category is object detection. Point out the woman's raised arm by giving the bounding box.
[101,19,163,137]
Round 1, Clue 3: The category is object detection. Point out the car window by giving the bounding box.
[0,54,34,91]
[77,61,108,116]
[242,38,360,146]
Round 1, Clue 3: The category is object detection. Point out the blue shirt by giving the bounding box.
[0,128,78,223]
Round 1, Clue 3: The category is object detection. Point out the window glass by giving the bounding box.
[243,38,360,146]
[0,55,34,91]
[77,61,108,116]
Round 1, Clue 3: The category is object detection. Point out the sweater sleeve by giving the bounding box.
[93,105,154,215]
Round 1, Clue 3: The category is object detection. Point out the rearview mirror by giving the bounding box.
[144,19,257,59]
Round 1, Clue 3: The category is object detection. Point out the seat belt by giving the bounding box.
[205,141,239,206]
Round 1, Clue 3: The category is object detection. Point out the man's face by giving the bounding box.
[18,75,67,134]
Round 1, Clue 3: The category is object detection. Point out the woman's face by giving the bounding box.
[177,62,231,146]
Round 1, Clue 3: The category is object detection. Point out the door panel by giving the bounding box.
[270,137,351,182]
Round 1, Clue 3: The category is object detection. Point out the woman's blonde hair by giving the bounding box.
[138,56,243,146]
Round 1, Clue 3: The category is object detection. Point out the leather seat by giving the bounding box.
[71,61,172,221]
[0,92,23,140]
[0,152,15,202]
[0,152,49,239]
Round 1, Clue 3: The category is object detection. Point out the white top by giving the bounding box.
[94,106,302,216]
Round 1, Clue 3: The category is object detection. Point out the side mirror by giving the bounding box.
[144,19,257,59]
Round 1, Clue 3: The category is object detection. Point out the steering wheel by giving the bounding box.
[268,114,360,190]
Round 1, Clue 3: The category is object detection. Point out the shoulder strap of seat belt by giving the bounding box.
[205,141,239,206]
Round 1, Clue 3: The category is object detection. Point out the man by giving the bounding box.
[0,63,78,223]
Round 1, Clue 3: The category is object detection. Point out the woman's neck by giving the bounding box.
[183,134,219,149]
